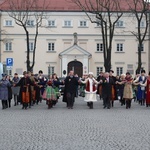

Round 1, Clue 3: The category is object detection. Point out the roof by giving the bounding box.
[59,44,92,57]
[0,0,149,12]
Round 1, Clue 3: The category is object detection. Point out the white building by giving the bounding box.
[0,0,149,77]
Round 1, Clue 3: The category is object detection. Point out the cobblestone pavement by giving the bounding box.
[0,96,150,150]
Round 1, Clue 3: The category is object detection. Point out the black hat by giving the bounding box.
[2,73,7,77]
[141,70,145,73]
[109,70,114,73]
[38,70,43,74]
[126,72,130,75]
[23,71,27,75]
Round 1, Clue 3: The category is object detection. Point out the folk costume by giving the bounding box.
[146,77,150,107]
[43,80,57,109]
[37,70,48,103]
[139,73,150,107]
[133,70,146,106]
[81,72,99,109]
[123,72,133,109]
[15,71,33,109]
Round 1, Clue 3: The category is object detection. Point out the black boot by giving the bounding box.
[1,100,5,109]
[126,100,129,109]
[8,99,11,108]
[87,102,90,107]
[22,103,25,109]
[5,101,8,108]
[128,100,131,108]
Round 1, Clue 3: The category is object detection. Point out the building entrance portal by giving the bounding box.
[68,61,83,77]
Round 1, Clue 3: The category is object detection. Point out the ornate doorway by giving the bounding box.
[68,61,83,77]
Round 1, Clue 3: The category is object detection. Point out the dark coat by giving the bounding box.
[101,77,114,98]
[62,76,78,102]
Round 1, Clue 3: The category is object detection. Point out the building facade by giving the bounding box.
[0,10,149,77]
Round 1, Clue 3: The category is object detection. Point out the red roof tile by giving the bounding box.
[0,0,149,12]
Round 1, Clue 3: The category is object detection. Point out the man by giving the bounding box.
[12,73,20,106]
[100,72,114,109]
[37,70,48,104]
[15,71,33,109]
[63,70,79,109]
[96,72,104,100]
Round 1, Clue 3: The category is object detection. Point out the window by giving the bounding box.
[96,67,103,77]
[3,64,12,75]
[127,64,134,75]
[97,43,103,52]
[64,20,72,27]
[138,44,144,51]
[5,42,12,51]
[116,67,123,76]
[48,43,55,51]
[116,43,123,52]
[5,20,13,26]
[140,21,145,28]
[79,21,87,27]
[27,20,34,27]
[48,66,54,75]
[116,20,124,27]
[48,20,56,27]
[29,42,34,51]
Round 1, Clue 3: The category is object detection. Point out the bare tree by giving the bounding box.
[5,0,49,71]
[127,0,149,74]
[70,0,123,72]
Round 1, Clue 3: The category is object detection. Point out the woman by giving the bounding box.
[0,74,11,109]
[81,72,99,109]
[52,73,62,106]
[43,79,57,109]
[123,72,133,109]
[116,74,126,106]
[6,75,13,108]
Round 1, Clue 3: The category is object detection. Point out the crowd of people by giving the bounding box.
[0,69,149,110]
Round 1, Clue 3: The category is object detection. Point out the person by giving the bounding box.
[43,79,57,109]
[96,72,104,100]
[28,72,37,106]
[37,70,48,103]
[140,71,150,107]
[100,72,114,109]
[12,73,20,106]
[79,74,88,97]
[6,75,13,108]
[75,74,79,97]
[63,70,79,109]
[80,72,99,109]
[116,74,126,106]
[0,74,11,109]
[14,71,34,109]
[133,70,147,106]
[51,73,63,106]
[109,70,116,107]
[123,72,133,109]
